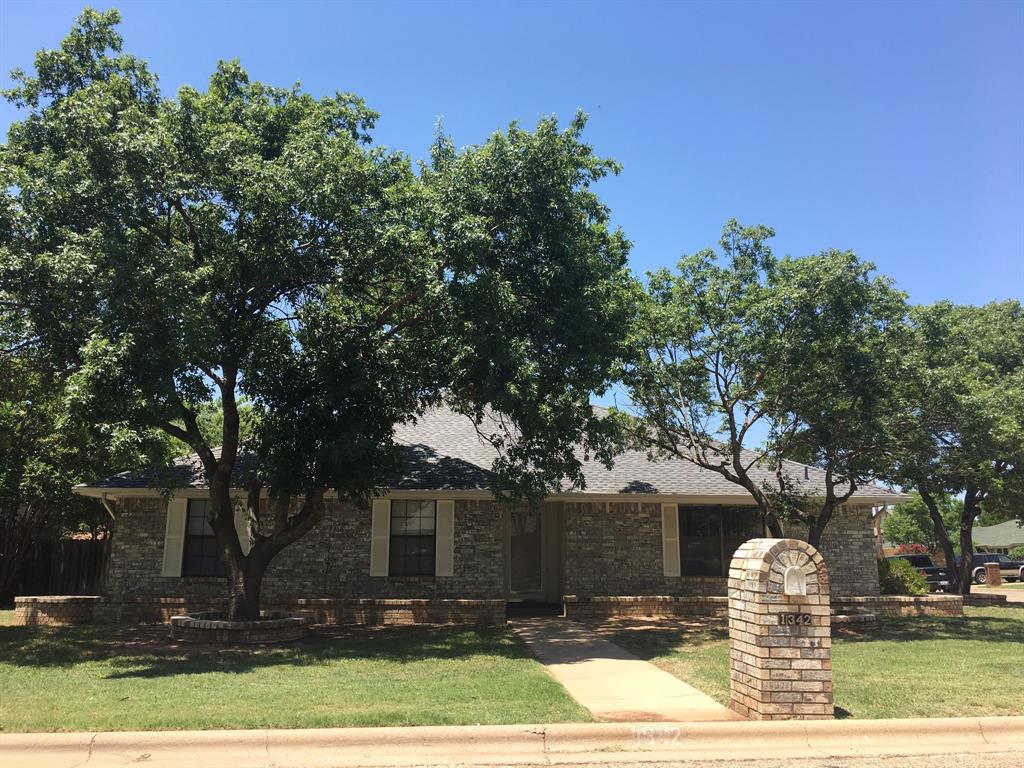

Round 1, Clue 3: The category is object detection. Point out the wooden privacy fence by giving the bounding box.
[7,538,110,602]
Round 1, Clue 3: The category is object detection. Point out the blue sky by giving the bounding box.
[2,0,1021,305]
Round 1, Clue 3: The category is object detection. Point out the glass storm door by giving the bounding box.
[509,510,543,596]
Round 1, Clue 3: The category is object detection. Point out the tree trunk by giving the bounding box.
[956,491,981,597]
[807,520,825,550]
[208,475,257,621]
[227,560,263,621]
[920,488,960,592]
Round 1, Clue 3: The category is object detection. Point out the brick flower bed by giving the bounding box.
[169,610,309,644]
[103,597,507,626]
[14,596,103,626]
[831,595,963,617]
[563,594,729,620]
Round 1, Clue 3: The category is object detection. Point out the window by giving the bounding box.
[181,499,225,577]
[679,506,764,577]
[389,500,436,576]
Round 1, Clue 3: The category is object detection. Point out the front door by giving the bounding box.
[508,509,544,599]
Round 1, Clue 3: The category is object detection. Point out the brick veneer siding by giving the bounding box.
[563,501,729,597]
[790,506,880,598]
[14,596,102,626]
[101,495,880,623]
[562,502,879,602]
[103,496,505,614]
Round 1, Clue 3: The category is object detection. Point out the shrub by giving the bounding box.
[895,543,929,555]
[878,558,930,595]
[1010,545,1024,562]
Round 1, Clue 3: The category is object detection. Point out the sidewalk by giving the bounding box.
[973,585,1024,603]
[510,618,740,722]
[2,717,1022,768]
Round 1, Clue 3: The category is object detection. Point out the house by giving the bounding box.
[73,406,906,624]
[972,520,1024,555]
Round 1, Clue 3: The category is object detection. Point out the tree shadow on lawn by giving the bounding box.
[585,610,1024,660]
[586,617,729,660]
[839,611,1024,645]
[0,623,533,679]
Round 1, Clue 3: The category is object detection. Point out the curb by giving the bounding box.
[1,716,1022,767]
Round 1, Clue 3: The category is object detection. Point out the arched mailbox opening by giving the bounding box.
[728,538,833,720]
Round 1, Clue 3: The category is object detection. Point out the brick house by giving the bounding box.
[74,406,905,624]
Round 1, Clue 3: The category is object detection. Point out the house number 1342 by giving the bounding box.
[777,613,812,626]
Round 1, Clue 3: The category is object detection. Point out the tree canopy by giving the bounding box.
[882,493,961,553]
[885,300,1024,593]
[1,9,638,618]
[619,220,907,546]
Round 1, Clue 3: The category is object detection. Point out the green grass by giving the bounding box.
[603,606,1024,719]
[0,613,589,732]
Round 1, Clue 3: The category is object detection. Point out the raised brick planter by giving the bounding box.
[170,611,309,643]
[563,595,728,620]
[289,598,506,626]
[831,595,963,617]
[14,596,103,626]
[831,611,879,631]
[964,592,1009,607]
[101,597,506,626]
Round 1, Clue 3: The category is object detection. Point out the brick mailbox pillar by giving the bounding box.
[984,561,1002,587]
[728,538,833,720]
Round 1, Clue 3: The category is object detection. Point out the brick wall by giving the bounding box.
[105,496,504,606]
[103,494,881,621]
[562,501,880,601]
[14,596,102,626]
[784,505,880,598]
[563,501,728,597]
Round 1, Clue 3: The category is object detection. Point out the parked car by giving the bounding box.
[887,554,951,592]
[955,553,1024,584]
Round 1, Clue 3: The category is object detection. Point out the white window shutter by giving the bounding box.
[234,503,252,555]
[370,499,391,577]
[161,497,188,577]
[435,500,455,577]
[661,503,681,577]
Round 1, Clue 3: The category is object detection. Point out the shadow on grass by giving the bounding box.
[840,612,1024,645]
[0,624,533,680]
[593,609,1024,660]
[590,620,728,661]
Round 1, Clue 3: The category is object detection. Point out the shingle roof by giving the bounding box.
[78,405,905,501]
[973,520,1024,548]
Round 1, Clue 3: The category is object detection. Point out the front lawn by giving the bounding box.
[600,606,1024,719]
[0,614,588,732]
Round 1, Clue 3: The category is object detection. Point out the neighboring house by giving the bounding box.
[74,406,906,623]
[973,520,1024,555]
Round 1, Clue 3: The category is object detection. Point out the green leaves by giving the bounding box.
[890,300,1024,523]
[2,11,637,511]
[624,220,909,539]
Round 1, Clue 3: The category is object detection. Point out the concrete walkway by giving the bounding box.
[511,618,742,722]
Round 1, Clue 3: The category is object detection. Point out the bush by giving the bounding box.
[878,558,930,596]
[895,543,929,555]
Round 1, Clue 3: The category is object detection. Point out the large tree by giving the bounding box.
[887,300,1024,594]
[620,220,907,547]
[0,302,167,602]
[1,10,636,619]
